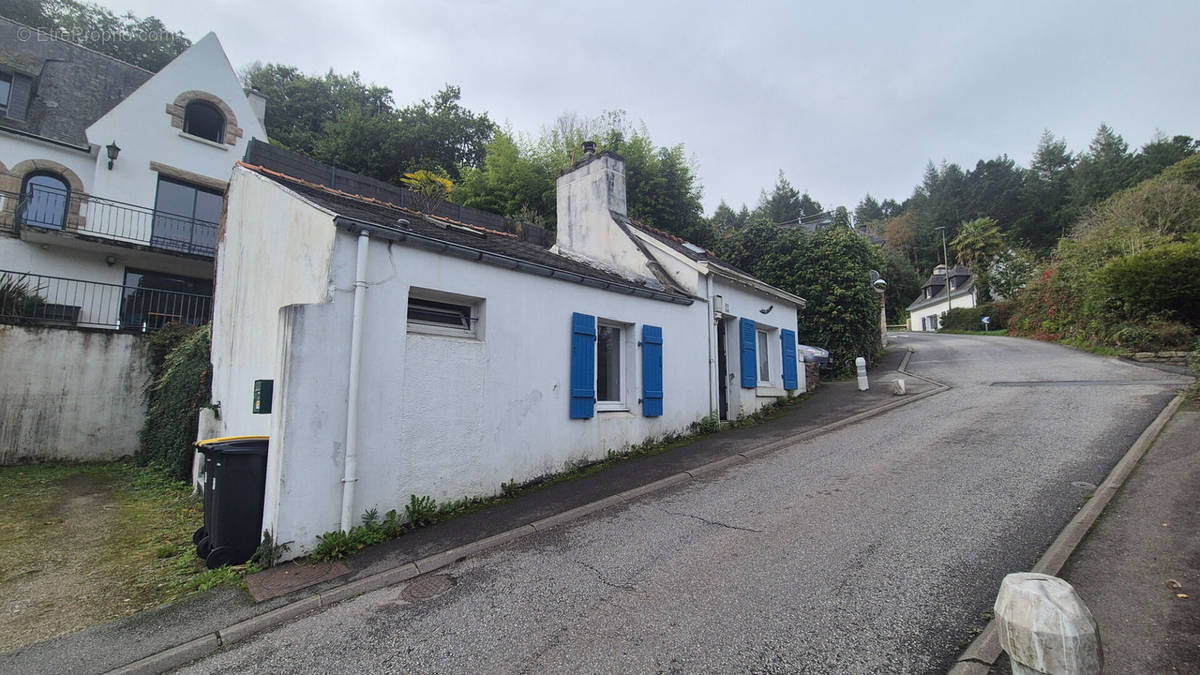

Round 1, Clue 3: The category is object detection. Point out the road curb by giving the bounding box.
[949,392,1187,673]
[106,365,953,674]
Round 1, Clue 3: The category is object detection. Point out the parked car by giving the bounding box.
[797,344,832,374]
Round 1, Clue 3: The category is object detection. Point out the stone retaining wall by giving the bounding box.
[1126,350,1197,367]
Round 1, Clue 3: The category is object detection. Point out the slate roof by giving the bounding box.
[0,16,152,147]
[908,275,976,311]
[240,162,694,304]
[619,215,753,278]
[622,215,807,307]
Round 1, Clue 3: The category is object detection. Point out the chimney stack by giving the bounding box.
[582,140,596,158]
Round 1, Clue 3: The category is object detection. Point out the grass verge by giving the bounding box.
[0,460,232,652]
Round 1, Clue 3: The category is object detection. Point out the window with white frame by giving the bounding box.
[596,321,627,411]
[406,288,482,338]
[757,329,770,384]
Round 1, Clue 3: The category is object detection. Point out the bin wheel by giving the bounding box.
[196,536,212,560]
[206,546,237,569]
[192,526,207,545]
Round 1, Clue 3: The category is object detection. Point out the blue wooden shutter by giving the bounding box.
[739,317,757,389]
[781,329,798,390]
[570,312,596,419]
[641,325,663,417]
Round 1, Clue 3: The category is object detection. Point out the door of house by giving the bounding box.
[716,318,729,420]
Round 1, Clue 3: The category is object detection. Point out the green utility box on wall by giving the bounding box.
[253,379,273,414]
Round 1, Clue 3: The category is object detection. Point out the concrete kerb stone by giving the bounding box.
[217,595,322,646]
[316,562,420,607]
[528,494,628,532]
[614,472,691,502]
[685,454,746,478]
[104,358,954,675]
[950,392,1187,671]
[106,633,220,675]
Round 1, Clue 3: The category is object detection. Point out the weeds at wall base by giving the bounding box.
[308,394,808,562]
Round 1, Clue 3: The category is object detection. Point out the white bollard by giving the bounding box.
[994,573,1103,675]
[855,357,868,391]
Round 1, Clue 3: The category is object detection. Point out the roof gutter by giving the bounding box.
[332,216,693,306]
[0,125,93,153]
[707,263,808,308]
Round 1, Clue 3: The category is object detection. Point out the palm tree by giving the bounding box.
[951,217,1004,268]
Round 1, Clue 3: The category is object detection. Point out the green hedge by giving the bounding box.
[940,302,1011,332]
[138,324,213,480]
[1099,241,1200,328]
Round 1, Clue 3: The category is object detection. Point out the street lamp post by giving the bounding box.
[934,227,952,327]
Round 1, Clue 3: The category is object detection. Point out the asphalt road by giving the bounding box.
[177,333,1190,674]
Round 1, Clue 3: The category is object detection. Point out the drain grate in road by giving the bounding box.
[401,574,456,602]
[990,380,1182,387]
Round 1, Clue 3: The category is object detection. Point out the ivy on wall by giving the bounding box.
[138,324,213,480]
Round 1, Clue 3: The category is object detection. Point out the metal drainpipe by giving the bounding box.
[340,229,370,532]
[706,273,717,416]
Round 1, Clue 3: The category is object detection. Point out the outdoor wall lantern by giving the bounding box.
[105,141,121,170]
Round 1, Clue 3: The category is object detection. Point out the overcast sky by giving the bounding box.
[103,0,1200,215]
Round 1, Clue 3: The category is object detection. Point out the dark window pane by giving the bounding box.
[152,177,222,255]
[194,190,223,224]
[120,268,212,330]
[408,298,470,329]
[597,324,621,402]
[154,178,196,217]
[21,173,69,229]
[183,100,225,143]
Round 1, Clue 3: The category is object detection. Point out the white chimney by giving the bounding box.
[555,143,658,284]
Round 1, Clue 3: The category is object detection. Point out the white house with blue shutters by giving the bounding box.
[207,145,805,558]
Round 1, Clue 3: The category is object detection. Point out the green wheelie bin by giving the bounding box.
[192,436,269,569]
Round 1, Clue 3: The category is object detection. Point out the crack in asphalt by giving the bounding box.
[570,559,636,592]
[658,508,764,533]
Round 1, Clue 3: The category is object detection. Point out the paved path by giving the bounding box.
[175,334,1187,674]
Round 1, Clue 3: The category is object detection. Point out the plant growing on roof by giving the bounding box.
[401,169,454,215]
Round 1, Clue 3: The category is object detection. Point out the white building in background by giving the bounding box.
[0,17,266,465]
[907,264,977,331]
[0,17,266,329]
[212,145,807,558]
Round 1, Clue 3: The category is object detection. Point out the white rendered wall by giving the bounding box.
[0,136,96,192]
[209,169,335,442]
[0,324,148,463]
[264,228,711,556]
[86,33,266,214]
[909,289,977,332]
[712,277,802,418]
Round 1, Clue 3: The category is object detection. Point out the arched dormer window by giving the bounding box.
[20,172,69,229]
[183,100,225,143]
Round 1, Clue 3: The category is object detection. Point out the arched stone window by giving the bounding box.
[2,160,86,231]
[165,91,243,146]
[20,171,70,230]
[183,100,225,143]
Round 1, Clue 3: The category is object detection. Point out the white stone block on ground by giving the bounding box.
[994,572,1102,675]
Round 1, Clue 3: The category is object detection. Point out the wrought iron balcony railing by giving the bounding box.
[0,269,212,331]
[1,186,218,258]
